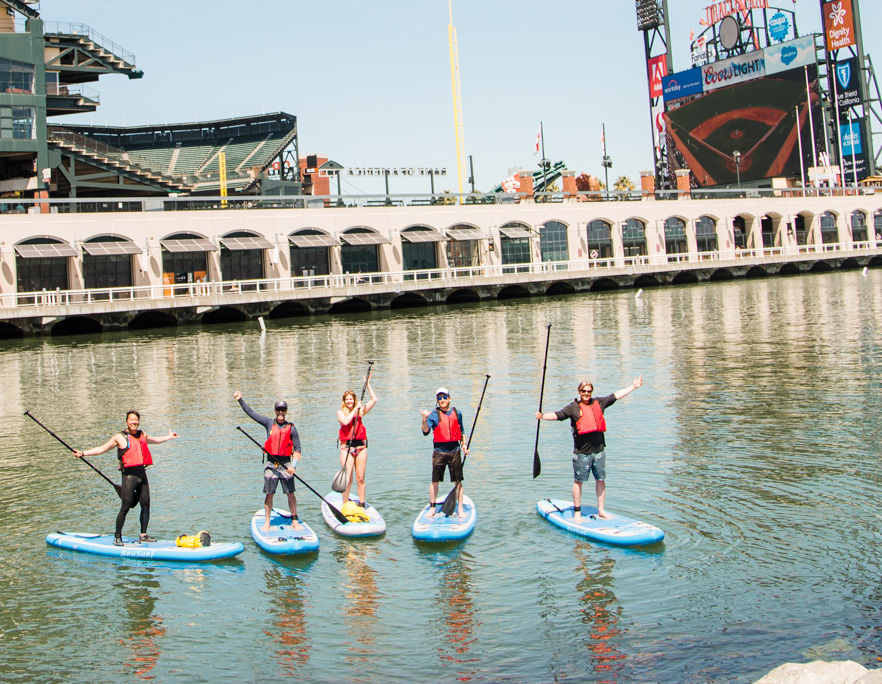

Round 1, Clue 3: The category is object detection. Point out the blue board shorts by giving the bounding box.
[264,465,296,495]
[573,450,606,482]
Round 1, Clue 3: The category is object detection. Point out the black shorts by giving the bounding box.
[340,439,367,449]
[432,448,463,483]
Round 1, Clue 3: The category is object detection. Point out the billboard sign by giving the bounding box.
[702,0,768,27]
[765,36,815,76]
[768,12,791,43]
[662,68,704,102]
[648,54,668,98]
[702,52,765,92]
[841,119,868,182]
[834,57,861,110]
[824,0,856,52]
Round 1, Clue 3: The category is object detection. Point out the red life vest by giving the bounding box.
[338,417,367,442]
[118,431,153,468]
[265,422,294,460]
[576,400,606,434]
[433,408,462,443]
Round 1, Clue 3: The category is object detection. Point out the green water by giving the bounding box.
[1,269,881,683]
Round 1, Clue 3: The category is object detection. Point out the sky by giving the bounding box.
[35,0,882,195]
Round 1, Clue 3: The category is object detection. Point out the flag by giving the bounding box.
[600,130,605,153]
[690,28,695,41]
[533,126,542,157]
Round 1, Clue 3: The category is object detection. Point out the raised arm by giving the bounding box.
[613,375,643,400]
[146,430,179,445]
[234,391,272,430]
[361,375,378,416]
[73,433,126,458]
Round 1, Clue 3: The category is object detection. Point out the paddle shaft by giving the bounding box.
[24,410,122,496]
[441,374,490,516]
[533,324,552,479]
[236,426,349,524]
[342,361,374,457]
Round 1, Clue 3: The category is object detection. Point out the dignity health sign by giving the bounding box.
[702,52,765,92]
[824,0,856,52]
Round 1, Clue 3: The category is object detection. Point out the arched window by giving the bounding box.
[664,217,688,261]
[733,216,748,249]
[446,224,485,269]
[622,219,646,257]
[82,235,140,294]
[340,227,388,276]
[851,211,868,243]
[289,229,334,278]
[401,226,442,275]
[875,211,882,241]
[760,216,775,249]
[219,231,272,287]
[160,232,215,294]
[820,212,838,244]
[499,222,533,272]
[14,236,75,299]
[539,221,568,262]
[586,220,613,260]
[696,216,718,254]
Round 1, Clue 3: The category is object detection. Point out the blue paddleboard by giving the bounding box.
[412,494,477,542]
[46,532,245,561]
[536,499,664,546]
[250,508,319,555]
[321,492,386,537]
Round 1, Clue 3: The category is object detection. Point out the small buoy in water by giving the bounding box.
[862,267,869,276]
[635,289,643,299]
[258,316,267,331]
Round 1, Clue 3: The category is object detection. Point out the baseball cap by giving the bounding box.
[274,400,288,411]
[435,387,450,397]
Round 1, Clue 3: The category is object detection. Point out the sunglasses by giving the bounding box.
[436,394,450,400]
[579,389,593,394]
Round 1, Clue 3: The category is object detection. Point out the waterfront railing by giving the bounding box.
[3,241,875,314]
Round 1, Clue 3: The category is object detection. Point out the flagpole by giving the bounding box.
[804,66,818,186]
[602,123,610,200]
[540,121,548,195]
[796,105,806,194]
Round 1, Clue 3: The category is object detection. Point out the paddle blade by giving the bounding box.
[328,502,349,524]
[440,486,458,517]
[114,483,123,498]
[331,466,348,493]
[533,450,541,479]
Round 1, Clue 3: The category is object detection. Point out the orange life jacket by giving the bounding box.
[265,422,294,461]
[338,416,367,442]
[433,408,463,443]
[576,400,606,434]
[118,431,153,468]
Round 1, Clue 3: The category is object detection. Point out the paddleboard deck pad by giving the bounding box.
[46,532,245,561]
[251,508,319,555]
[536,499,664,546]
[412,494,477,542]
[321,492,386,537]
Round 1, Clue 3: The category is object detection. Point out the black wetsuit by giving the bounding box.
[117,435,151,538]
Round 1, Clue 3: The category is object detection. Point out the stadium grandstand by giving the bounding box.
[0,1,301,199]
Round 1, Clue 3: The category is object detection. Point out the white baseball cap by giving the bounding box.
[435,387,450,397]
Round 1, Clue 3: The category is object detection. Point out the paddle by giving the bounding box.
[331,360,374,493]
[25,409,123,499]
[440,374,490,517]
[236,426,349,525]
[533,323,552,479]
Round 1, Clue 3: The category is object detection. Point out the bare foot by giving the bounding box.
[597,511,613,519]
[291,518,302,530]
[426,505,436,518]
[458,509,466,520]
[262,521,271,531]
[573,513,582,523]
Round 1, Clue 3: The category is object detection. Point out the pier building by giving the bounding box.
[1,190,880,337]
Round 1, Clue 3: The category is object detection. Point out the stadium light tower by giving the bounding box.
[636,0,673,190]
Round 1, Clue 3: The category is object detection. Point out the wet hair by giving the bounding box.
[340,390,357,410]
[126,410,140,421]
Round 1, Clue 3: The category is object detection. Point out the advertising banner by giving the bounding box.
[824,0,856,52]
[765,36,815,76]
[702,52,765,93]
[662,67,704,102]
[648,54,668,98]
[841,119,868,182]
[768,11,792,43]
[834,57,861,110]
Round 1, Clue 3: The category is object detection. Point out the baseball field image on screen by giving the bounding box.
[664,65,820,187]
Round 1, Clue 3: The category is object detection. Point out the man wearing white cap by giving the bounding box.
[420,387,469,518]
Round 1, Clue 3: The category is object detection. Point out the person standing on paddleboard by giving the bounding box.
[421,388,469,519]
[234,392,302,531]
[536,376,643,522]
[337,372,378,508]
[72,410,178,546]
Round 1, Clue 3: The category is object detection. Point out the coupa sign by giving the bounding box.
[702,52,765,92]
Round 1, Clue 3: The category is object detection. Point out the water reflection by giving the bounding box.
[117,569,166,679]
[332,543,382,662]
[263,566,311,673]
[573,542,627,681]
[434,547,479,670]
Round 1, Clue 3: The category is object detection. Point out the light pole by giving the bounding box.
[733,150,742,190]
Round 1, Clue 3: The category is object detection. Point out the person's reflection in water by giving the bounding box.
[333,543,381,660]
[436,549,480,671]
[574,542,627,681]
[263,566,311,673]
[118,569,167,679]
